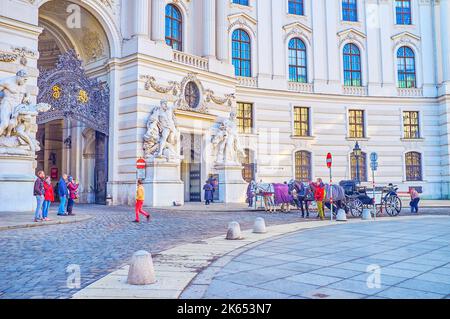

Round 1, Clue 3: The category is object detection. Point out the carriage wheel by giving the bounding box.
[385,195,402,216]
[350,198,364,217]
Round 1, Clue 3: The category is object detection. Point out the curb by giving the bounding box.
[0,214,92,231]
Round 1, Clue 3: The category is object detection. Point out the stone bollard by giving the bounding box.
[127,250,156,285]
[253,217,267,233]
[336,209,347,221]
[226,221,242,240]
[361,209,372,220]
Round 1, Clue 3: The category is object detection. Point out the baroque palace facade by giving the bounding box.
[0,0,449,210]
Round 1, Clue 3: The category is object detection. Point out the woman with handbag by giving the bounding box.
[42,176,54,221]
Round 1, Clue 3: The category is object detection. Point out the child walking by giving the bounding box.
[134,179,151,223]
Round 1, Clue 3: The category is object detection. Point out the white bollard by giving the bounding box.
[362,209,372,220]
[226,221,242,240]
[336,209,347,222]
[127,250,156,285]
[253,217,267,233]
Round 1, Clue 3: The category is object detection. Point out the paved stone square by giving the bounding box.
[1,204,449,299]
[185,216,450,299]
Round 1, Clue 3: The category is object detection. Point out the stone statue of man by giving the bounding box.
[143,99,179,160]
[212,111,245,165]
[0,70,29,137]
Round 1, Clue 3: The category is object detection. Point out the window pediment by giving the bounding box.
[337,28,366,49]
[283,22,312,45]
[391,31,421,51]
[227,12,257,36]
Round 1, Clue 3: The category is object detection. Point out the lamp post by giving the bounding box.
[353,141,362,185]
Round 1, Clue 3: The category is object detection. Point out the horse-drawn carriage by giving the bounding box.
[339,180,402,217]
[248,179,402,217]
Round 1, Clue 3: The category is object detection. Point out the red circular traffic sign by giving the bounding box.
[326,153,332,168]
[136,158,146,169]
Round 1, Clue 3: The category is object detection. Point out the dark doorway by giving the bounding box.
[94,131,108,204]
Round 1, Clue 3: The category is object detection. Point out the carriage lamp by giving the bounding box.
[353,141,362,185]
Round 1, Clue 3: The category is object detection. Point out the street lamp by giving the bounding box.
[353,141,362,185]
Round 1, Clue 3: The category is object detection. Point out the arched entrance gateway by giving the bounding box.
[36,0,112,204]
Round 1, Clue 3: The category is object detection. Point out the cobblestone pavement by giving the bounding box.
[198,216,450,299]
[0,204,448,299]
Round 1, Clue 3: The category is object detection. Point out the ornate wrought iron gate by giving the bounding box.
[37,50,110,204]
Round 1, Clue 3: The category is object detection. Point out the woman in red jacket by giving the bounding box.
[42,176,54,221]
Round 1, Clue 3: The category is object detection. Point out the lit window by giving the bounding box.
[348,110,365,138]
[350,151,367,182]
[165,4,182,51]
[293,107,310,137]
[288,38,307,83]
[295,151,312,182]
[242,149,255,183]
[405,152,422,181]
[232,29,251,77]
[403,111,420,139]
[237,102,253,134]
[343,43,362,87]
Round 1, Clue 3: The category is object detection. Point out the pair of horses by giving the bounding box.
[248,180,346,215]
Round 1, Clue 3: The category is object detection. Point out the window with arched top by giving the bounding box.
[405,152,422,181]
[242,149,255,183]
[342,0,358,22]
[397,46,416,88]
[165,4,182,51]
[343,43,362,87]
[288,38,307,83]
[233,0,249,5]
[396,0,412,25]
[295,151,312,182]
[232,29,251,77]
[350,151,367,182]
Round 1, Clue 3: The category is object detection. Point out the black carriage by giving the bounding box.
[339,180,402,217]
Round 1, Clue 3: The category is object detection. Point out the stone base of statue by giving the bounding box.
[143,158,184,207]
[0,154,36,212]
[215,164,247,204]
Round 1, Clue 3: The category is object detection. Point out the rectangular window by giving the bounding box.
[237,102,253,134]
[403,111,420,139]
[396,0,412,25]
[342,0,358,22]
[288,0,304,16]
[293,107,310,137]
[348,110,365,138]
[233,0,249,6]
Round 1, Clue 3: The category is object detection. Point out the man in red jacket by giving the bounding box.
[311,178,325,220]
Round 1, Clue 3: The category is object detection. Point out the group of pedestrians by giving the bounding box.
[33,171,79,222]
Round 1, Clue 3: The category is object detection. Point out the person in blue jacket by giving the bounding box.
[57,174,68,216]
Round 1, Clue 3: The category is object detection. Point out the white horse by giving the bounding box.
[251,182,277,212]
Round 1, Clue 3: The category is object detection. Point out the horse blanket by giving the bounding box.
[273,183,293,205]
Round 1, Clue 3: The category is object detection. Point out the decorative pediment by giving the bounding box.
[227,13,257,36]
[391,32,421,52]
[141,73,235,115]
[283,22,312,45]
[337,28,367,49]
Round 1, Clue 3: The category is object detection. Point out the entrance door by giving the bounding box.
[94,131,108,204]
[189,163,201,202]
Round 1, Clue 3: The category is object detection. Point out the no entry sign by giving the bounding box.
[136,158,146,169]
[326,153,332,168]
[136,158,146,179]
